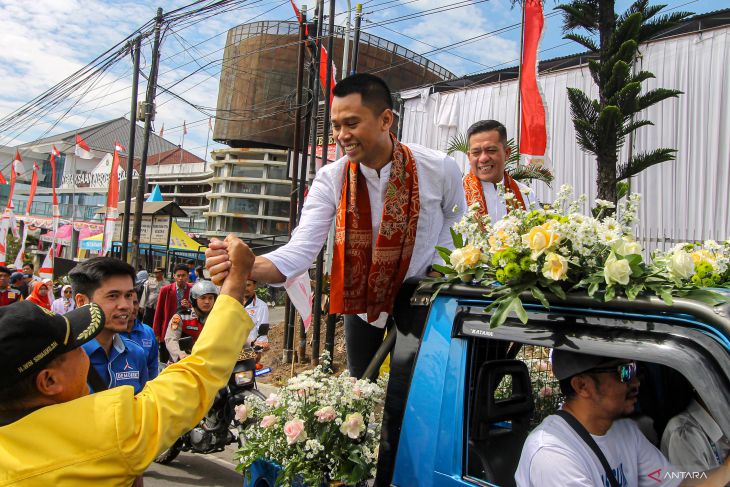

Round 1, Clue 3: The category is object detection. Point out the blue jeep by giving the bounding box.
[246,280,730,486]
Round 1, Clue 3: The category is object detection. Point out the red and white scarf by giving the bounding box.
[330,134,420,322]
[463,171,526,218]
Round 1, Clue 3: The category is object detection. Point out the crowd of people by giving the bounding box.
[0,72,727,485]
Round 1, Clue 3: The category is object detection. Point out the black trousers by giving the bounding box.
[344,314,387,379]
[142,306,155,327]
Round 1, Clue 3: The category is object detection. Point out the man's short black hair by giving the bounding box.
[466,120,508,147]
[22,262,34,270]
[0,267,11,276]
[333,73,393,114]
[68,257,136,298]
[187,259,195,265]
[173,263,189,274]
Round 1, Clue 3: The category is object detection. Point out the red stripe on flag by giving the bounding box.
[519,0,547,160]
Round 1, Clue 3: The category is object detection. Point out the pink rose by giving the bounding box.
[536,360,550,372]
[260,415,279,429]
[339,412,365,439]
[283,418,307,445]
[314,406,337,423]
[265,393,280,407]
[538,386,554,398]
[234,404,248,422]
[352,385,363,398]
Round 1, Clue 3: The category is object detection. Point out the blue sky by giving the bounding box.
[0,0,725,160]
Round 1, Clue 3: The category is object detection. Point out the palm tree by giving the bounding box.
[447,133,555,187]
[556,0,692,203]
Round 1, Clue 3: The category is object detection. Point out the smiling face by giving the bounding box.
[467,130,510,184]
[87,275,136,333]
[331,93,394,168]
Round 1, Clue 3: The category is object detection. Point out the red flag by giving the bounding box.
[12,150,25,177]
[75,134,94,159]
[319,46,336,106]
[39,250,53,280]
[159,123,164,137]
[6,159,17,209]
[101,142,123,255]
[27,162,39,215]
[519,0,548,166]
[0,171,6,185]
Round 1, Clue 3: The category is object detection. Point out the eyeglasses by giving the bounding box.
[589,362,638,384]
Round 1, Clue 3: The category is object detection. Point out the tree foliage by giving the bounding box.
[556,0,691,202]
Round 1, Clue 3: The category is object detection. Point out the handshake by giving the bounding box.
[205,235,255,302]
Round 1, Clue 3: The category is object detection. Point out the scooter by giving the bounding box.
[154,325,269,464]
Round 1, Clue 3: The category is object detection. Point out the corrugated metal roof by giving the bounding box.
[19,117,179,159]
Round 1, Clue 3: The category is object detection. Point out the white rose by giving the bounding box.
[613,237,642,256]
[604,254,632,286]
[339,412,366,439]
[668,249,695,279]
[449,245,481,273]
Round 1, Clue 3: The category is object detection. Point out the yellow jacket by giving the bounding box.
[0,294,252,486]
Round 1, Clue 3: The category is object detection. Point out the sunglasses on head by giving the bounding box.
[589,361,637,383]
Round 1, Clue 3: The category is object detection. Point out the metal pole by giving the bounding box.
[297,0,325,363]
[341,0,352,83]
[282,6,308,364]
[122,36,141,262]
[311,0,336,365]
[350,4,362,75]
[131,7,163,271]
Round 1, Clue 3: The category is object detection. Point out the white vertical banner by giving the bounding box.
[284,272,313,331]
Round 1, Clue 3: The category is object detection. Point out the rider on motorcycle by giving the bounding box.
[165,280,218,362]
[244,279,270,364]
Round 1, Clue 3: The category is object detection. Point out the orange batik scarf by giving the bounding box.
[330,135,420,323]
[463,171,526,217]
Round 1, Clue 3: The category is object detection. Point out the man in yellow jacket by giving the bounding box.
[0,235,254,486]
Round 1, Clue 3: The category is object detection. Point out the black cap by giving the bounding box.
[0,301,105,388]
[10,272,24,284]
[551,349,627,381]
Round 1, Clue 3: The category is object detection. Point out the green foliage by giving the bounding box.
[447,135,555,187]
[557,0,692,202]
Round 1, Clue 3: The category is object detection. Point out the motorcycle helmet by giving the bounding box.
[190,280,219,311]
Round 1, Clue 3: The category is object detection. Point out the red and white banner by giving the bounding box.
[519,0,548,167]
[13,224,28,269]
[284,272,313,331]
[100,142,124,255]
[27,162,39,213]
[75,134,94,159]
[39,250,53,280]
[12,150,25,179]
[0,170,6,185]
[159,123,165,138]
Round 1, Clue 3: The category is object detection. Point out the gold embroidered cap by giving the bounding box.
[0,301,105,388]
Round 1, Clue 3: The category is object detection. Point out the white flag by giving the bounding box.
[284,272,313,331]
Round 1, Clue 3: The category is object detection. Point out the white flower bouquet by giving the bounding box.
[433,185,726,328]
[653,240,730,287]
[236,354,387,487]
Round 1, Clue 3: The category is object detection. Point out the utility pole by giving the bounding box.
[121,36,141,262]
[282,6,308,364]
[297,0,325,364]
[311,0,336,365]
[350,4,363,75]
[131,7,163,271]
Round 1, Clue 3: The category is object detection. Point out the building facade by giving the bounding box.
[205,147,291,239]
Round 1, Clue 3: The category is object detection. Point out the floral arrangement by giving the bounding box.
[235,354,386,486]
[653,240,730,288]
[434,185,727,328]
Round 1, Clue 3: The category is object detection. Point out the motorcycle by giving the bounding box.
[154,324,270,464]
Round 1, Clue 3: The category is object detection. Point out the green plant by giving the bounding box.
[447,134,554,187]
[556,0,692,203]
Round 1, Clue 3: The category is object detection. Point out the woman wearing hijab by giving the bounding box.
[51,284,76,315]
[27,280,52,310]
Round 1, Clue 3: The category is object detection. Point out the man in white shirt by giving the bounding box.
[463,120,532,221]
[515,350,730,487]
[206,73,466,378]
[662,396,730,473]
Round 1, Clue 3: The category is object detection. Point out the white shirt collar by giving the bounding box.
[111,333,126,353]
[687,398,724,443]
